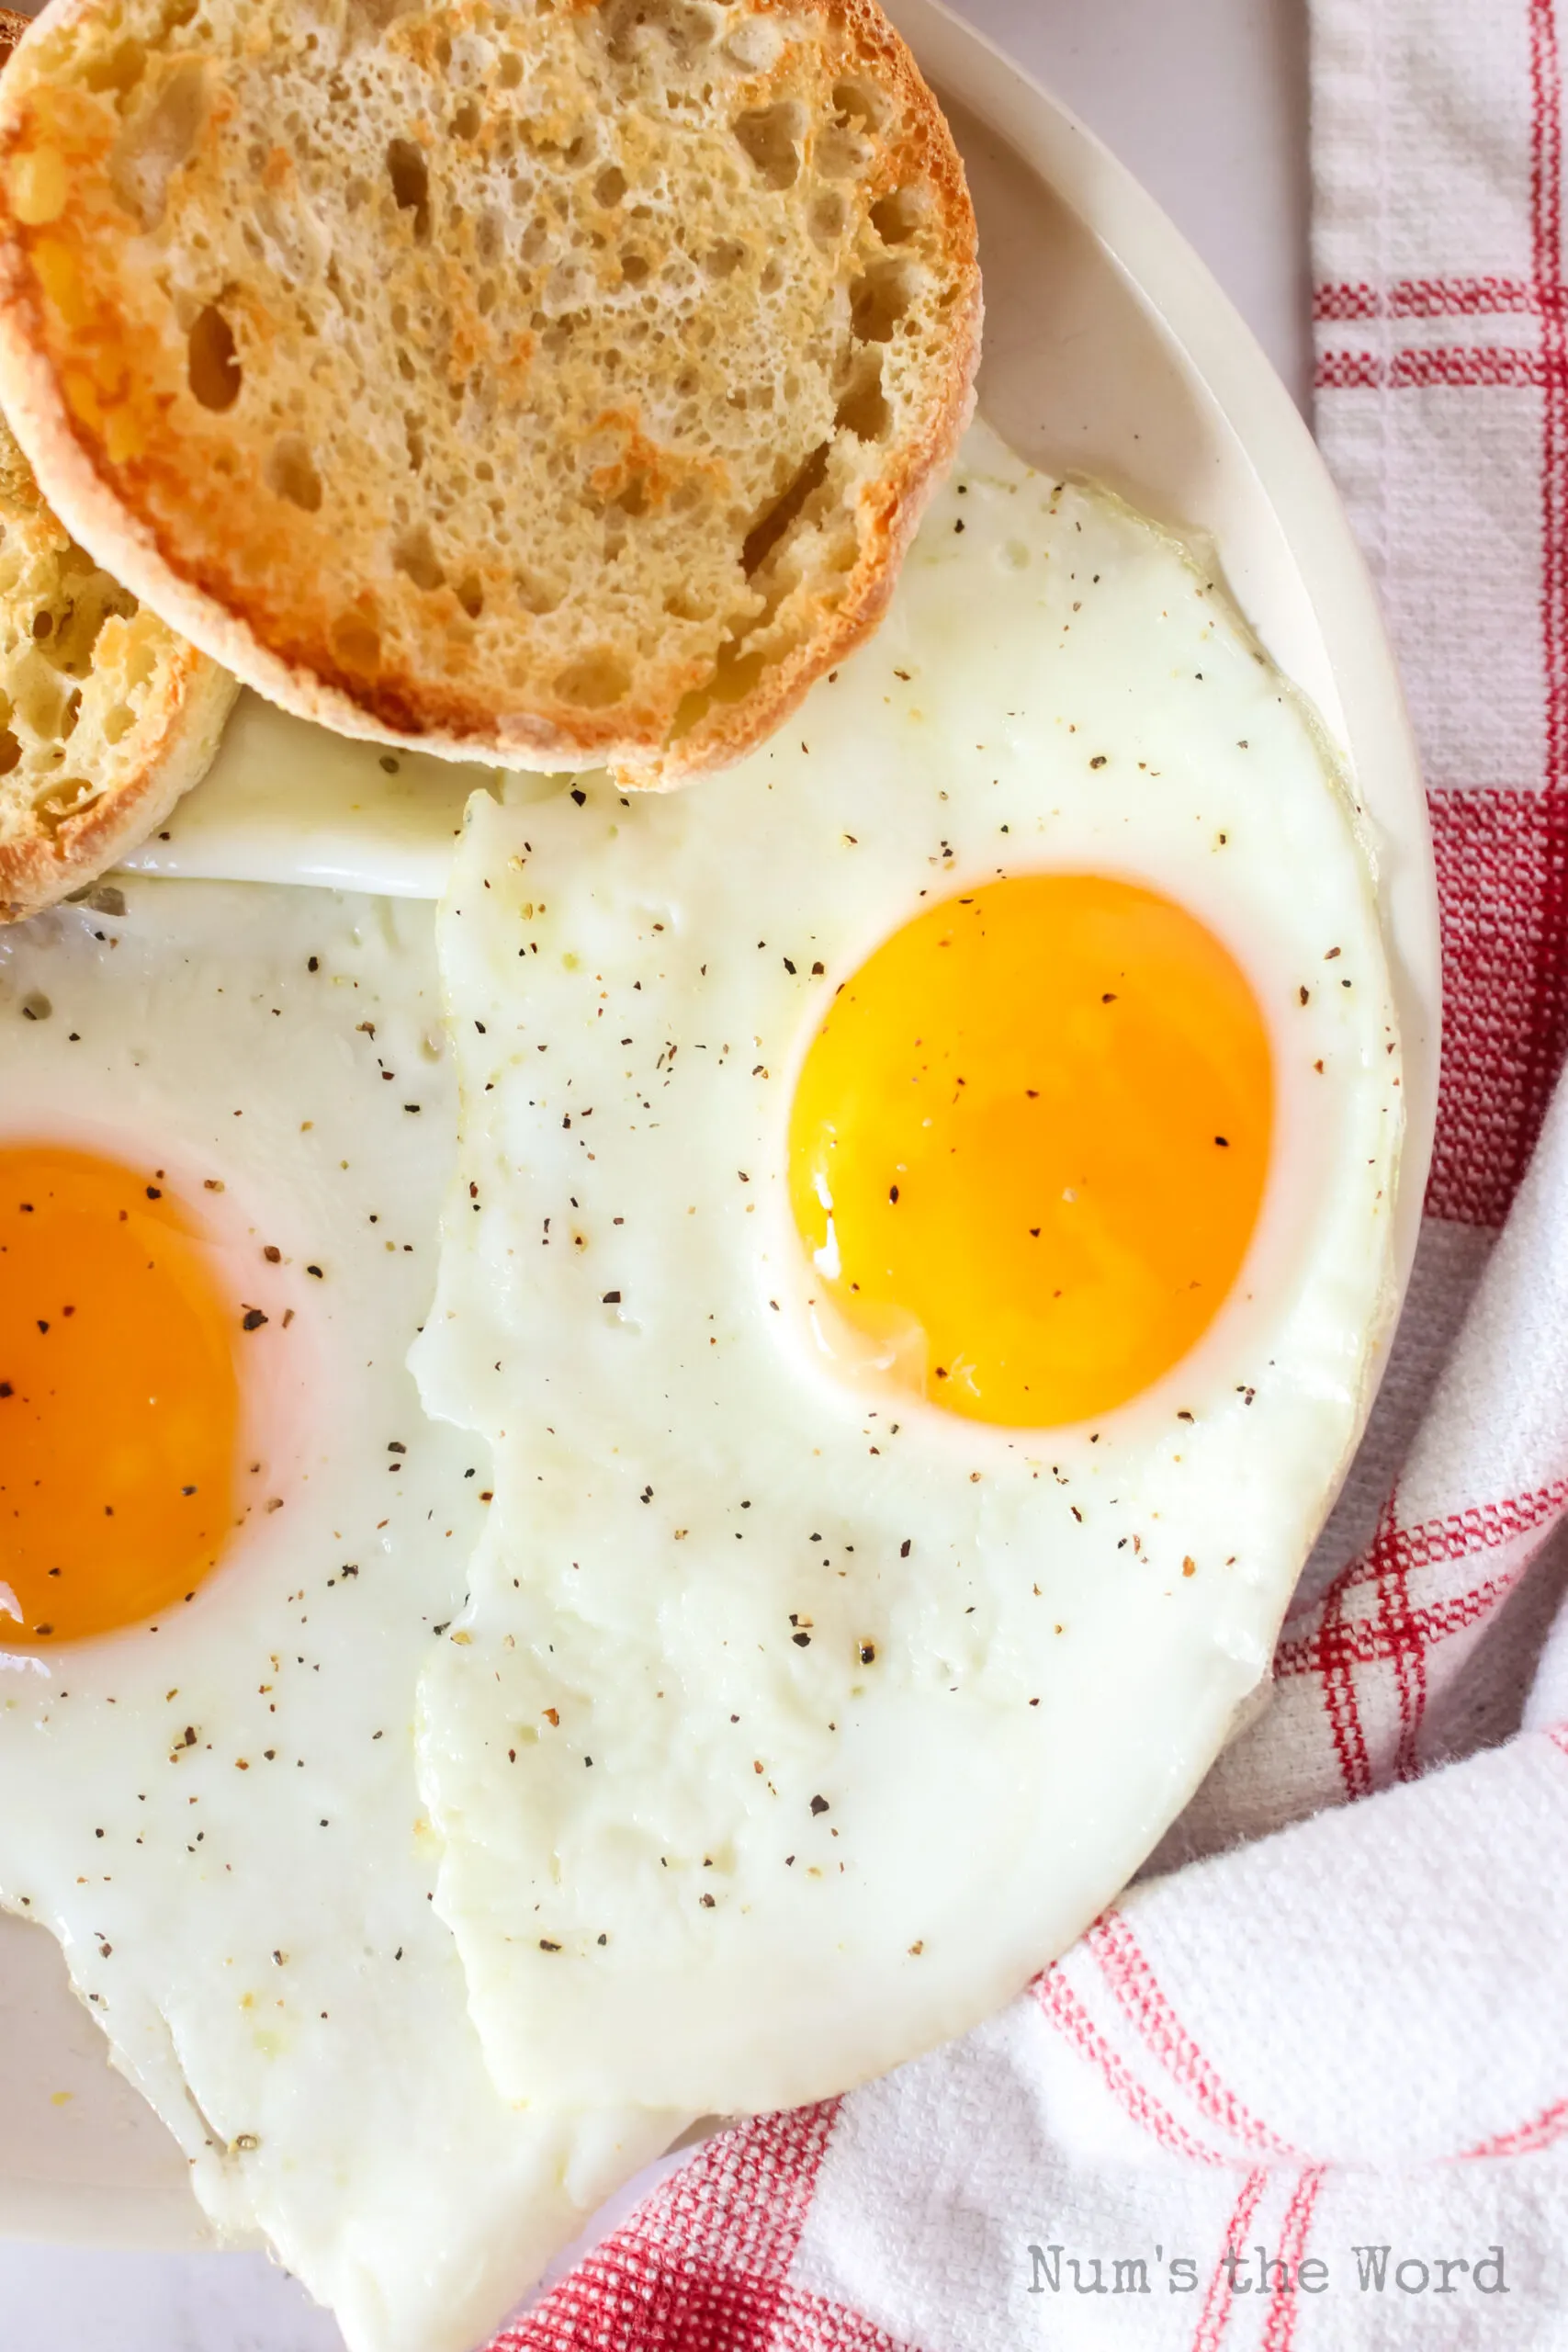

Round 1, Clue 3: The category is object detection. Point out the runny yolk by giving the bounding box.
[788,873,1273,1428]
[0,1145,241,1645]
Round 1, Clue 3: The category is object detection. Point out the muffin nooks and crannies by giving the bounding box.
[0,8,235,923]
[0,0,981,786]
[0,408,236,921]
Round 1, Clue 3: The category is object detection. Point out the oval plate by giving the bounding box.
[0,0,1438,2256]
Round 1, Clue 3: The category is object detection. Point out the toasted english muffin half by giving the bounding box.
[0,0,979,786]
[0,9,236,923]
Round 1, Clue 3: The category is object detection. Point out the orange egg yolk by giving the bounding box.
[0,1145,241,1645]
[788,873,1273,1427]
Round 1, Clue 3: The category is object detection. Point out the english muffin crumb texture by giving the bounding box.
[0,407,236,922]
[0,0,980,781]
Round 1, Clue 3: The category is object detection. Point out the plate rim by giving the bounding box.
[892,0,1439,1301]
[0,0,1440,2254]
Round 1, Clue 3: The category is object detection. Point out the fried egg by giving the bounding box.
[0,880,679,2352]
[412,421,1402,2114]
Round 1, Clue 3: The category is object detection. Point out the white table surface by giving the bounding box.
[0,0,1310,2343]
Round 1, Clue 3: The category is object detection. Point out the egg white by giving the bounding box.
[0,881,680,2352]
[117,694,495,899]
[412,421,1403,2114]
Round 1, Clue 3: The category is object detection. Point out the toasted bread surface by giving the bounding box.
[0,15,236,923]
[0,406,237,920]
[0,0,979,784]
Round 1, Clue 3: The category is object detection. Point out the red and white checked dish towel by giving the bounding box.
[480,4,1568,2343]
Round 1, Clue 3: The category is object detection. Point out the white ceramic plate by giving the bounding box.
[0,0,1438,2256]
